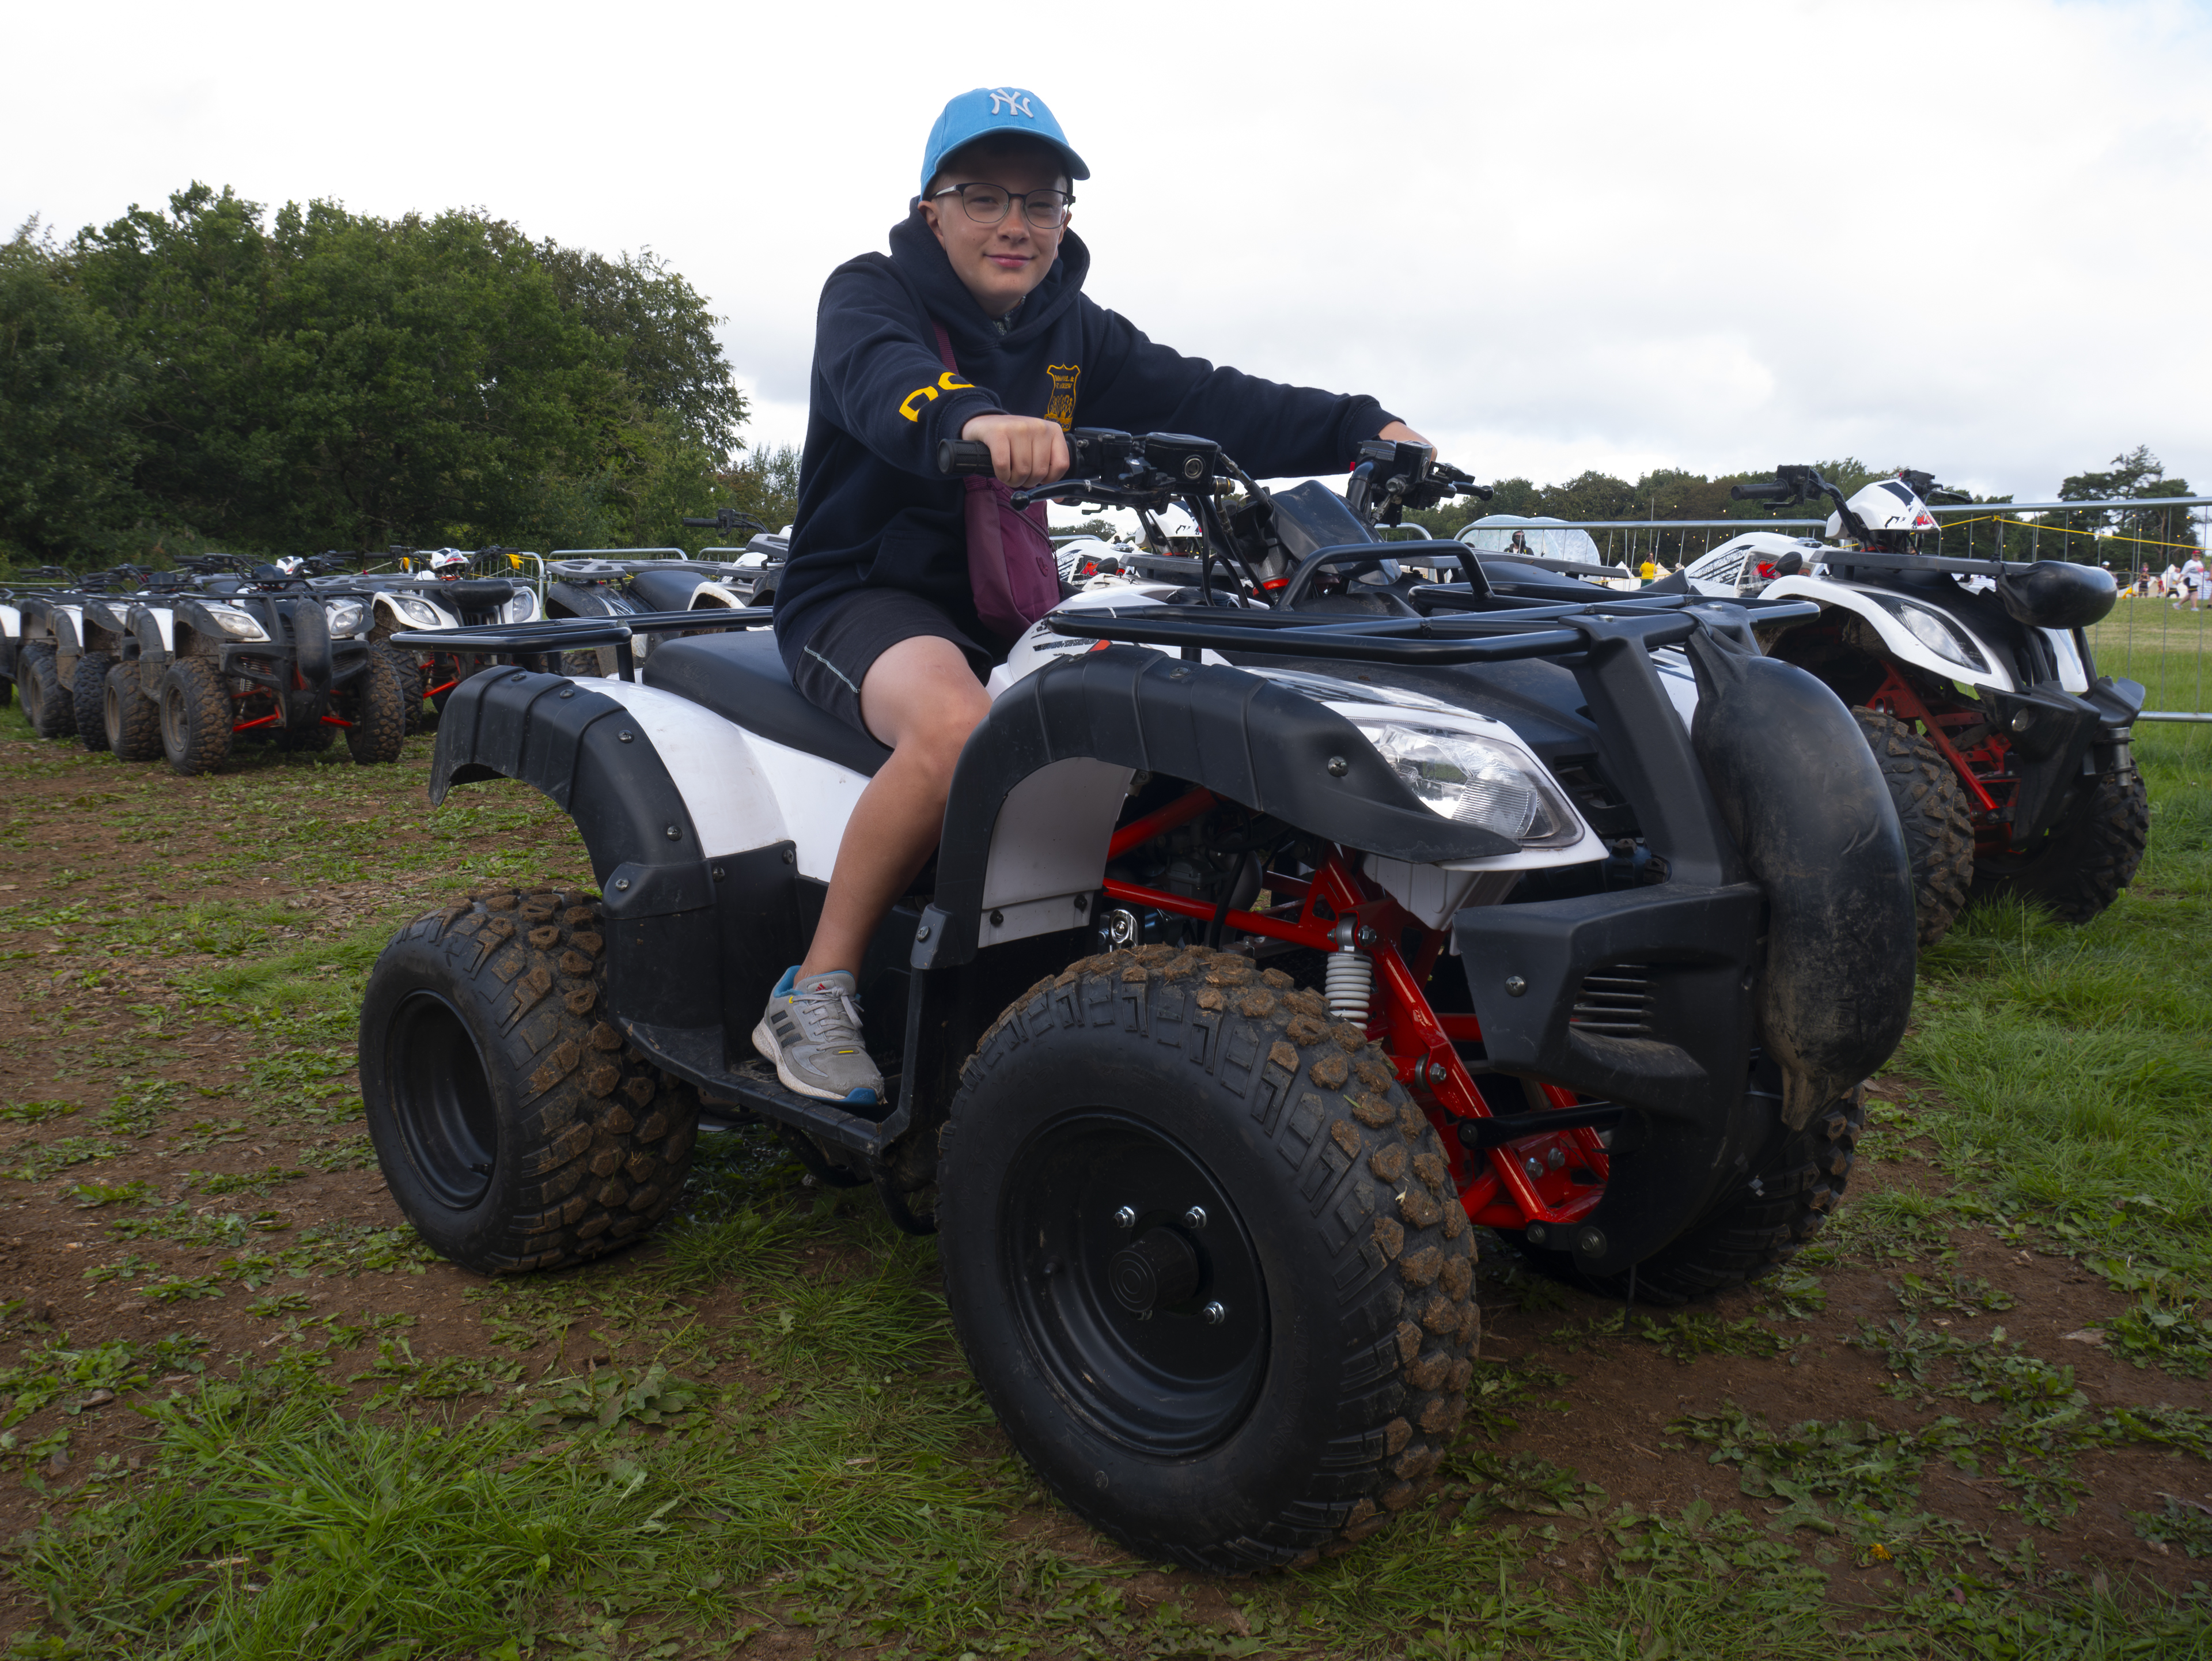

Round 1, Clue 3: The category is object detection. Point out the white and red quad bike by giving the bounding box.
[1679,466,2145,945]
[359,433,1916,1571]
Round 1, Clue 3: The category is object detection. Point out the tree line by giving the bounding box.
[0,184,796,569]
[1,188,2193,570]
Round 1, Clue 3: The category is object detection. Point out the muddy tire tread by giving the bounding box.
[71,651,114,752]
[942,945,1479,1573]
[160,657,233,775]
[103,661,163,762]
[343,652,408,764]
[25,649,75,740]
[365,888,699,1273]
[1853,707,1974,948]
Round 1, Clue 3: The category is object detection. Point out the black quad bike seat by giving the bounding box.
[642,630,893,778]
[627,567,709,611]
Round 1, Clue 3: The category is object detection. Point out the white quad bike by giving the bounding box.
[1675,467,2146,945]
[360,433,1917,1570]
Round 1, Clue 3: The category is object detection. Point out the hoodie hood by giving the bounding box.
[886,206,1092,361]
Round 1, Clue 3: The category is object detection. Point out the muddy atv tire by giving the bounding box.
[342,653,407,765]
[23,649,75,740]
[158,657,233,775]
[359,888,700,1274]
[1853,707,1974,948]
[938,946,1479,1572]
[377,644,427,734]
[71,651,115,752]
[1971,764,2149,925]
[103,662,163,762]
[559,649,607,679]
[1513,1068,1863,1306]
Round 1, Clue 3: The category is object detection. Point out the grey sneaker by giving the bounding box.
[751,967,884,1106]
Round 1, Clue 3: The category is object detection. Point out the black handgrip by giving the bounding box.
[1730,481,1790,502]
[680,516,717,527]
[937,438,995,476]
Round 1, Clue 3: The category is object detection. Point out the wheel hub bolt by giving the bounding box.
[1112,1205,1137,1229]
[1182,1205,1207,1229]
[1202,1300,1228,1325]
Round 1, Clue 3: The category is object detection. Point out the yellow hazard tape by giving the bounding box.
[1937,514,2205,555]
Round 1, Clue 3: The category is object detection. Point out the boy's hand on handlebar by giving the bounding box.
[1377,420,1431,448]
[961,414,1069,489]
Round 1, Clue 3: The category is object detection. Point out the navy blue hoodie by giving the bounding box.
[774,207,1397,663]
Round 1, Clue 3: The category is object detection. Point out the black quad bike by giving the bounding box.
[544,535,762,679]
[358,433,1916,1570]
[146,561,410,775]
[1714,466,2147,940]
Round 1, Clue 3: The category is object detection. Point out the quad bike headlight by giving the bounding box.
[201,604,268,641]
[505,589,539,622]
[1354,722,1582,847]
[322,599,367,637]
[387,594,447,628]
[1870,596,1988,672]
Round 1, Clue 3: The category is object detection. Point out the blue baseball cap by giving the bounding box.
[919,87,1089,199]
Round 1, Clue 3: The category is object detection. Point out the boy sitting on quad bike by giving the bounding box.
[757,84,1435,1107]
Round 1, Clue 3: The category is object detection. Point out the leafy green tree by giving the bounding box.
[0,221,149,563]
[2052,447,2196,570]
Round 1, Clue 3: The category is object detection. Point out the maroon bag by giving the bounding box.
[932,323,1061,640]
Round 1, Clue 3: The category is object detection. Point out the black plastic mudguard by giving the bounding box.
[430,667,718,1032]
[916,644,1518,968]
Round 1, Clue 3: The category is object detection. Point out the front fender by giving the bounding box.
[915,645,1520,968]
[430,668,791,1033]
[1762,575,2013,693]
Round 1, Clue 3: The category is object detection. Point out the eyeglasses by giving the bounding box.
[928,181,1074,230]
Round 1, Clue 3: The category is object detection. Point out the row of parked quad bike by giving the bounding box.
[339,435,2153,1571]
[0,549,555,773]
[0,528,789,776]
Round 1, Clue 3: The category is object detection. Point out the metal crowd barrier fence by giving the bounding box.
[1499,495,2210,721]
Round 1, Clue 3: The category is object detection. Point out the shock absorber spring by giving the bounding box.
[1325,918,1373,1023]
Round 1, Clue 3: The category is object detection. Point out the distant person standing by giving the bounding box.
[2187,551,2210,614]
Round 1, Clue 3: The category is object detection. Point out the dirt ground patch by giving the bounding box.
[2,710,2209,1656]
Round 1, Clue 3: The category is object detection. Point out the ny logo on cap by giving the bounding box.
[988,89,1035,118]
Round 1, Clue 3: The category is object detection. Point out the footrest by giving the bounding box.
[623,1021,896,1159]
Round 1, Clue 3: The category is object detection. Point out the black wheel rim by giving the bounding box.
[160,678,190,755]
[1002,1111,1268,1457]
[386,990,499,1208]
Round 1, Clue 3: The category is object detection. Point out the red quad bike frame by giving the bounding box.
[1103,786,1604,1235]
[228,662,358,733]
[1861,663,2016,856]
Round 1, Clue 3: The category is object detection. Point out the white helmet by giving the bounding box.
[1827,478,1938,542]
[426,548,471,577]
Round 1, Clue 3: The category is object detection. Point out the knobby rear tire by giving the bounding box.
[939,946,1479,1573]
[377,644,427,735]
[343,653,407,765]
[24,650,74,741]
[1853,706,1974,948]
[71,651,114,752]
[103,662,163,762]
[359,888,700,1273]
[1512,1069,1863,1307]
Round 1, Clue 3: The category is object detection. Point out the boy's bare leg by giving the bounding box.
[798,635,991,979]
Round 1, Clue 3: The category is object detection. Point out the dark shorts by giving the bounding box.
[782,588,992,738]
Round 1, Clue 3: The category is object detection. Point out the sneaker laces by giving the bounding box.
[791,979,864,1042]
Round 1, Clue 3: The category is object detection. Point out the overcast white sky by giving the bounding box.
[9,0,2209,509]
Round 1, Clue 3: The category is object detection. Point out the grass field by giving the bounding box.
[2086,603,2211,716]
[0,701,2207,1659]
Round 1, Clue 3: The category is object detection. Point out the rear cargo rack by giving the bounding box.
[388,607,767,681]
